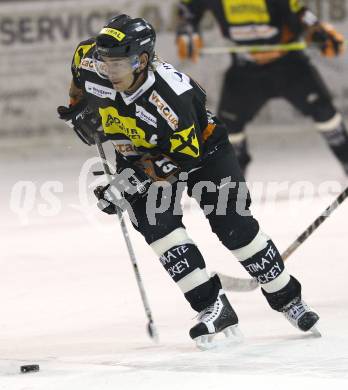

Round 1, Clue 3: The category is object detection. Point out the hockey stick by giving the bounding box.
[201,41,308,55]
[218,185,348,292]
[201,40,348,55]
[94,134,159,341]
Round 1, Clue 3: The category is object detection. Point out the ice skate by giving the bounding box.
[282,297,321,336]
[190,290,243,350]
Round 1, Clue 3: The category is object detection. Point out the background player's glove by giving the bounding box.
[57,99,102,145]
[176,24,203,63]
[94,161,153,214]
[307,22,345,57]
[135,154,180,183]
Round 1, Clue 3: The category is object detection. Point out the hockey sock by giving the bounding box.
[232,230,301,311]
[150,228,218,311]
[159,243,219,312]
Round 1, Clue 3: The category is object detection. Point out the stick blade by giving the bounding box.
[147,320,159,343]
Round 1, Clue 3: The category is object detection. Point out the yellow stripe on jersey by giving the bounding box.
[99,106,156,149]
[222,0,271,24]
[99,27,126,42]
[73,43,96,69]
[290,0,305,13]
[170,125,200,158]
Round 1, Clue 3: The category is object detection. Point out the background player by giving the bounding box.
[176,0,348,175]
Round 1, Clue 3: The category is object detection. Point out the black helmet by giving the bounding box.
[96,14,156,61]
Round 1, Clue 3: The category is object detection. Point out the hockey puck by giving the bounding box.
[20,364,40,373]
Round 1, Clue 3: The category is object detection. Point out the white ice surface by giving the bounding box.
[0,126,347,389]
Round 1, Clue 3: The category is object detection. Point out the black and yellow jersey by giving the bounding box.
[71,39,228,171]
[179,0,307,45]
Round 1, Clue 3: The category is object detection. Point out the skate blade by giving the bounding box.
[309,325,322,338]
[194,325,244,351]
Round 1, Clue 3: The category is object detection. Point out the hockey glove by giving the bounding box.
[135,154,180,183]
[94,163,153,214]
[57,99,102,145]
[307,22,345,57]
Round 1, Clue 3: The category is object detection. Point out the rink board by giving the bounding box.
[0,0,348,137]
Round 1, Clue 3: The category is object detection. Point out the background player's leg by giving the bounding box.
[315,114,348,175]
[282,53,348,175]
[217,62,271,175]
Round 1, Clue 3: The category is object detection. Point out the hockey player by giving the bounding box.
[176,0,348,175]
[58,15,319,349]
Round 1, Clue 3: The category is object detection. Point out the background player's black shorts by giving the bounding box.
[217,52,336,133]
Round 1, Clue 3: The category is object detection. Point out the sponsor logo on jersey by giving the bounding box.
[99,106,156,150]
[80,58,96,73]
[149,91,178,131]
[99,27,125,41]
[135,104,157,128]
[85,81,116,100]
[229,25,278,41]
[170,125,200,158]
[112,139,139,156]
[222,0,270,24]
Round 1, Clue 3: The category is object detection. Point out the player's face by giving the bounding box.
[101,56,139,92]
